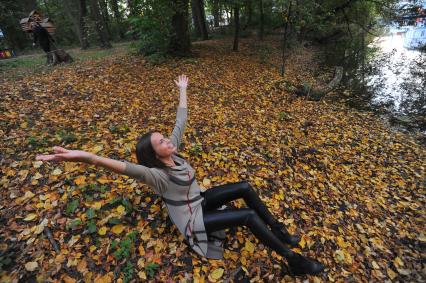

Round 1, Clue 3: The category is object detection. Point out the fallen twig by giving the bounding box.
[43,226,60,253]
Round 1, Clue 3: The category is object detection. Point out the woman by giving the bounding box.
[36,75,325,276]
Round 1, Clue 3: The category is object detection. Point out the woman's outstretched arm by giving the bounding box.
[36,146,126,174]
[37,146,168,194]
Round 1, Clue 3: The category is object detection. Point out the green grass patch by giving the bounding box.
[0,41,132,79]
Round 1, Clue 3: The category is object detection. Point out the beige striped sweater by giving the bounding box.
[123,107,226,259]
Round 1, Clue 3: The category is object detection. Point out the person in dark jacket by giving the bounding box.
[31,22,54,53]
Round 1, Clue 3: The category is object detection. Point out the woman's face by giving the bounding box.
[150,132,176,158]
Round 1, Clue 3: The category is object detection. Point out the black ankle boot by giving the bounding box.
[271,223,301,247]
[287,253,326,275]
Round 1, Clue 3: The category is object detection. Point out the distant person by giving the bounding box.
[31,22,54,53]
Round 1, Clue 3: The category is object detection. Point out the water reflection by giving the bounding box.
[368,33,424,110]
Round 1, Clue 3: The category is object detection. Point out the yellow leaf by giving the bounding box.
[138,245,145,256]
[75,175,86,186]
[52,168,62,175]
[84,272,93,283]
[335,250,345,262]
[34,219,48,235]
[64,163,78,172]
[68,235,81,247]
[92,201,103,210]
[98,226,107,236]
[299,236,306,248]
[202,178,211,187]
[24,261,38,271]
[393,256,404,268]
[387,268,397,280]
[209,268,224,281]
[372,260,380,269]
[97,176,110,184]
[32,172,43,180]
[138,271,147,280]
[63,275,76,283]
[116,205,126,215]
[336,236,348,249]
[77,259,88,273]
[244,240,255,253]
[24,213,38,222]
[111,224,125,234]
[92,144,104,154]
[141,230,151,241]
[94,272,113,283]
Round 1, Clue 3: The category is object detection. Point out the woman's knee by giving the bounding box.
[235,181,252,193]
[243,208,260,225]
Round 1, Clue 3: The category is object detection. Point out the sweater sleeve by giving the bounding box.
[169,107,187,150]
[123,161,167,195]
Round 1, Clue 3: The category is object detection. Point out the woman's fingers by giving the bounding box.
[36,154,59,161]
[174,75,188,87]
[35,155,46,161]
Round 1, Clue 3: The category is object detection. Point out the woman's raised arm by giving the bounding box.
[174,74,188,109]
[170,75,189,149]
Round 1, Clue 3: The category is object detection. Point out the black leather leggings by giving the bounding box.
[201,181,294,258]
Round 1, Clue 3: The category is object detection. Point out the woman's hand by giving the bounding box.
[36,146,95,164]
[174,74,189,89]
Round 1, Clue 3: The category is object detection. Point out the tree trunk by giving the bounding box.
[191,0,201,38]
[110,0,125,39]
[47,49,74,66]
[199,0,208,39]
[21,0,37,13]
[361,30,365,84]
[212,0,220,27]
[79,0,90,49]
[242,0,252,31]
[127,0,137,17]
[170,0,191,56]
[259,0,264,40]
[99,0,111,39]
[191,0,208,40]
[89,0,112,48]
[281,0,292,76]
[62,0,81,43]
[233,4,240,51]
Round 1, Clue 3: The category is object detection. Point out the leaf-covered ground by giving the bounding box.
[0,37,425,282]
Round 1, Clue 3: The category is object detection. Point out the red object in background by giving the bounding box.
[0,49,15,60]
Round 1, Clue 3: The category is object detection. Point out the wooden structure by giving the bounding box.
[20,11,56,35]
[20,10,73,66]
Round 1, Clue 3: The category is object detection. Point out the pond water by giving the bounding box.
[368,33,425,111]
